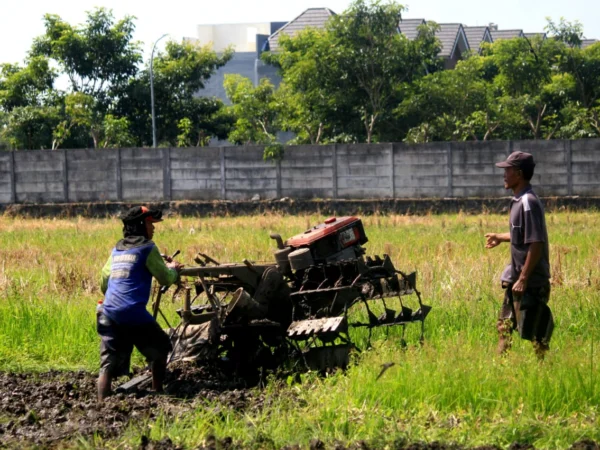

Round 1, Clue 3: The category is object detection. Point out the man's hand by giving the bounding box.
[485,233,501,249]
[512,277,527,296]
[161,250,181,263]
[485,232,510,249]
[167,261,184,272]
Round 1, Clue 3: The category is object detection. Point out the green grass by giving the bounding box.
[1,212,599,448]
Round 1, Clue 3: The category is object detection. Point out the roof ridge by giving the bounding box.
[267,7,336,51]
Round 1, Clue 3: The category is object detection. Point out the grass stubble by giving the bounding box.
[0,212,598,449]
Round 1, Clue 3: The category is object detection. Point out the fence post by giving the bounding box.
[9,151,16,203]
[276,159,282,199]
[62,149,69,202]
[220,147,226,200]
[566,140,573,196]
[389,143,395,198]
[447,142,453,197]
[116,148,123,201]
[162,147,171,201]
[332,144,338,199]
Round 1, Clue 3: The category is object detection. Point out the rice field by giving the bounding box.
[0,211,599,448]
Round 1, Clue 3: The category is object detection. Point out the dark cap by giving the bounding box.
[120,206,163,224]
[495,151,535,169]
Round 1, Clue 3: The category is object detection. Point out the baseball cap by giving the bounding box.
[120,206,163,224]
[495,151,536,169]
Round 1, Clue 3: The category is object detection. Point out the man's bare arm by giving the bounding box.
[485,232,511,249]
[512,242,543,295]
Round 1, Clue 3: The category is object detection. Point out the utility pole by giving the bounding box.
[150,34,169,148]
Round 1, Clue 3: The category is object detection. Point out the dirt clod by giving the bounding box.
[570,440,600,450]
[140,436,184,450]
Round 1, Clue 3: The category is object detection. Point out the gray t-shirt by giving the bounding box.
[506,186,551,287]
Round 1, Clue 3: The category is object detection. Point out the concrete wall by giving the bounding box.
[0,153,13,204]
[195,23,274,52]
[66,149,118,202]
[13,151,65,203]
[1,139,599,204]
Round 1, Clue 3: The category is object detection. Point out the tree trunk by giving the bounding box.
[365,114,377,144]
[315,123,323,145]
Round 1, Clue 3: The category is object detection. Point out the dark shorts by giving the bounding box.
[499,283,554,344]
[97,312,173,377]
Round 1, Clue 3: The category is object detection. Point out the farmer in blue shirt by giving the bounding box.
[97,206,183,401]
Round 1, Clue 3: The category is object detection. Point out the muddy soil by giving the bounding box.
[0,362,259,448]
[3,197,598,220]
[0,364,598,449]
[137,437,599,450]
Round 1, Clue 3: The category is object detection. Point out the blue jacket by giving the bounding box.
[103,241,161,325]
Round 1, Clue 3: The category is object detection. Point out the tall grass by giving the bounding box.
[0,212,599,448]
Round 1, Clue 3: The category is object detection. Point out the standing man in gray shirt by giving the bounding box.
[485,151,554,359]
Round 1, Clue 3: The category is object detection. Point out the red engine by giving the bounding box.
[272,217,368,272]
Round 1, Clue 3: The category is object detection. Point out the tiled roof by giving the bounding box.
[398,18,426,40]
[523,32,546,40]
[464,26,491,53]
[491,29,524,41]
[436,23,469,57]
[268,8,335,52]
[581,39,598,49]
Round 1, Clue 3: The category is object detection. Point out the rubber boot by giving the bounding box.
[97,372,113,402]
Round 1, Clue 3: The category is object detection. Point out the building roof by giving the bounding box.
[523,32,547,40]
[267,8,335,52]
[463,26,492,54]
[581,39,598,49]
[398,18,426,40]
[491,29,524,41]
[436,23,469,58]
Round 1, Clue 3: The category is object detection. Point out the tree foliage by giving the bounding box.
[1,10,233,150]
[264,0,442,143]
[30,9,141,106]
[224,75,281,145]
[0,57,57,112]
[394,19,600,142]
[2,3,600,150]
[115,41,234,147]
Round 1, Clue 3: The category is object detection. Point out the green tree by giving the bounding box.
[487,36,566,139]
[52,92,102,149]
[0,111,10,150]
[263,29,340,144]
[548,19,600,136]
[0,57,57,112]
[2,105,60,150]
[0,56,61,149]
[116,40,233,146]
[327,1,440,142]
[265,0,441,143]
[397,57,509,142]
[224,75,281,145]
[26,8,142,149]
[101,114,135,148]
[30,8,141,106]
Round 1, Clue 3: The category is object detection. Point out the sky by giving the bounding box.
[0,0,598,67]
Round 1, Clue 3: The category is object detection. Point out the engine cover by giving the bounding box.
[285,216,368,263]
